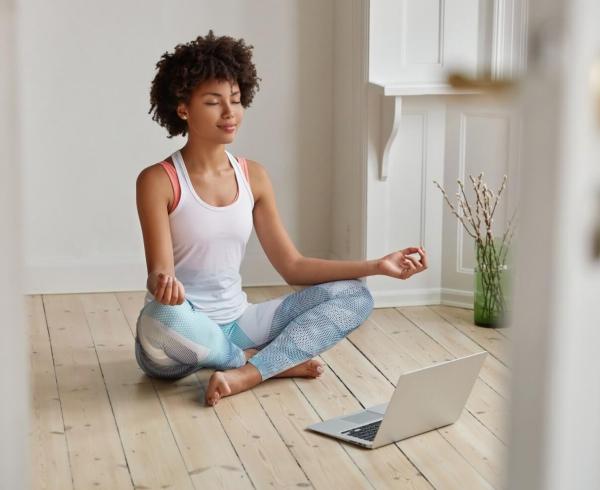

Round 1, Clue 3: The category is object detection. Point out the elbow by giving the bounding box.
[281,254,303,285]
[281,267,296,286]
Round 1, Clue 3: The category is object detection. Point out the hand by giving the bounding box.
[147,272,186,305]
[377,247,428,280]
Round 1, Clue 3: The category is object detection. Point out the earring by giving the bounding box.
[182,115,188,120]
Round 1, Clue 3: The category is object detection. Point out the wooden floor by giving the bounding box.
[29,285,511,490]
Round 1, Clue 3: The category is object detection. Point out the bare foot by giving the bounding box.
[243,348,258,361]
[274,358,325,379]
[205,363,262,406]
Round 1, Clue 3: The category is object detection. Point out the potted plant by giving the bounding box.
[434,173,518,327]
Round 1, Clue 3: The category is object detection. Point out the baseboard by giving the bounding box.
[24,255,475,310]
[370,287,442,307]
[440,287,474,309]
[367,287,474,309]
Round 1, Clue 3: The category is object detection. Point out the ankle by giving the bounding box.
[240,362,262,382]
[243,348,259,361]
[223,362,262,387]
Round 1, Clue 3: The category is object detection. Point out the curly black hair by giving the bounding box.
[149,30,261,138]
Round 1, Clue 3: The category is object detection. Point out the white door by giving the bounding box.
[508,0,600,488]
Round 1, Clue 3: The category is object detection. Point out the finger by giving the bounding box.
[403,257,417,271]
[420,249,428,268]
[175,281,184,304]
[408,250,426,269]
[170,278,180,305]
[169,280,179,306]
[402,247,420,255]
[164,276,173,304]
[168,277,177,305]
[176,280,185,305]
[155,273,168,302]
[403,257,417,276]
[399,264,411,278]
[406,256,423,270]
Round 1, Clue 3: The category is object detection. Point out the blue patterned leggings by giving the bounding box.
[135,279,374,381]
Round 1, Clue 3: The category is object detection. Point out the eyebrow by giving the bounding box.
[201,91,240,97]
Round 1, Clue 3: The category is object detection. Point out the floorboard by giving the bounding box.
[29,288,509,489]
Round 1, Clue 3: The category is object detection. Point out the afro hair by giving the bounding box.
[149,30,261,138]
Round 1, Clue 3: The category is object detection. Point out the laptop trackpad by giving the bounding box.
[341,410,382,425]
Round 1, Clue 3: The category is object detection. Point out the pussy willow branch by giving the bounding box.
[434,173,517,324]
[469,173,484,233]
[435,172,517,261]
[490,175,508,219]
[433,180,478,239]
[499,206,518,263]
[458,179,478,234]
[458,197,479,239]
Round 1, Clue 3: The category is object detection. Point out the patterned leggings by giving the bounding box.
[135,279,374,381]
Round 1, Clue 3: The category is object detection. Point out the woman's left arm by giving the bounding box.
[248,160,428,285]
[283,248,428,285]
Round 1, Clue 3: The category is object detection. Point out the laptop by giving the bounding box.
[306,351,487,449]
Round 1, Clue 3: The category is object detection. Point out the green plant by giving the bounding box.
[434,173,518,325]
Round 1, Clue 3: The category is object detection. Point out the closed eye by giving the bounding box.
[205,101,241,105]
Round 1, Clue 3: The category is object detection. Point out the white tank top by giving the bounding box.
[144,149,254,324]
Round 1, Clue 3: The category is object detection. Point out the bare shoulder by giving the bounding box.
[136,161,173,207]
[244,159,270,203]
[245,158,268,179]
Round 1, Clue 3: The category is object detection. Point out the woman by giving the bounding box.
[135,31,428,406]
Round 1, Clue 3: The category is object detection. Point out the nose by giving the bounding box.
[222,101,235,117]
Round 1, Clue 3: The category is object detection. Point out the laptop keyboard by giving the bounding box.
[342,420,382,441]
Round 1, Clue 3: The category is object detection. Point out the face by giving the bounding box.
[177,78,243,143]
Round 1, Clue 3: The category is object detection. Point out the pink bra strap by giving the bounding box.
[237,157,250,184]
[159,161,181,213]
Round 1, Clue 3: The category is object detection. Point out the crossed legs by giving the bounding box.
[135,279,374,406]
[205,279,374,405]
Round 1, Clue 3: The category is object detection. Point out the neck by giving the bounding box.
[179,138,230,175]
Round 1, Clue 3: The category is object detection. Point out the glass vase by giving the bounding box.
[473,237,511,328]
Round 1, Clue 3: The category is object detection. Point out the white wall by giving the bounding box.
[1,0,29,487]
[18,0,527,306]
[18,0,333,293]
[331,0,368,262]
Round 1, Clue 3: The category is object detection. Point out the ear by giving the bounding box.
[176,102,188,120]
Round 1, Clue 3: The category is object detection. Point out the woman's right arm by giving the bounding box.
[136,165,185,305]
